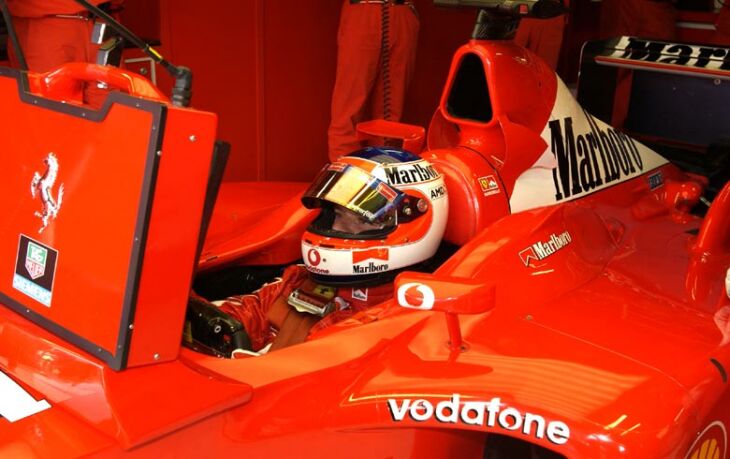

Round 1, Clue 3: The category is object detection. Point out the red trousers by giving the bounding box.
[599,0,677,41]
[328,0,419,160]
[7,0,113,107]
[514,14,567,70]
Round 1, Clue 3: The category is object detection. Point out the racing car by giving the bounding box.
[0,1,729,457]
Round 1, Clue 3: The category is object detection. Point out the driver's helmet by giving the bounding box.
[301,147,448,285]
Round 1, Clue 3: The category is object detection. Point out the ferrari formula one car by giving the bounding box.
[0,2,729,458]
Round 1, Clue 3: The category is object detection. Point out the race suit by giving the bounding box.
[217,265,392,352]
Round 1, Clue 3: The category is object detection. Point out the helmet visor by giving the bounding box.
[302,163,403,223]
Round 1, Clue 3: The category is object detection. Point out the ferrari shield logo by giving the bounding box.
[25,242,47,280]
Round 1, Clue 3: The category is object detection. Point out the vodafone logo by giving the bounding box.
[307,249,321,267]
[397,283,435,310]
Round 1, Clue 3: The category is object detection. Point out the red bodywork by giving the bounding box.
[0,36,728,459]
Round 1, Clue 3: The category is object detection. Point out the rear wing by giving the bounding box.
[577,37,730,196]
[577,36,730,147]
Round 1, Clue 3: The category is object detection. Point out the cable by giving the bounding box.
[380,2,392,121]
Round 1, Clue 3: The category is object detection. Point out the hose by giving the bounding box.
[380,2,392,120]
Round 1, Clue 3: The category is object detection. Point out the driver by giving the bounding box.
[214,146,449,355]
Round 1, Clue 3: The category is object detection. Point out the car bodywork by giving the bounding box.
[0,29,728,458]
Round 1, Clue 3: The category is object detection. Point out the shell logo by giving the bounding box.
[686,422,726,459]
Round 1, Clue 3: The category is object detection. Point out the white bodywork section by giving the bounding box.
[510,79,669,212]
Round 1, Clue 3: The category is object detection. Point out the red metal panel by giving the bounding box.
[0,73,158,365]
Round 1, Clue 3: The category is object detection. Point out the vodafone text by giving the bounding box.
[387,395,570,445]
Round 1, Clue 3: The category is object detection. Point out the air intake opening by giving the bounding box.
[446,53,493,123]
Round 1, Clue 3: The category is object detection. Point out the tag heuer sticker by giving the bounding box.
[478,175,500,197]
[13,235,58,307]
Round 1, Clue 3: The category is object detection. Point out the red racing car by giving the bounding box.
[0,3,729,458]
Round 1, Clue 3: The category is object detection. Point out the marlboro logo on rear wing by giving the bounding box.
[576,37,730,150]
[590,36,730,79]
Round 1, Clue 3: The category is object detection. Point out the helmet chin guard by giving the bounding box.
[301,147,449,286]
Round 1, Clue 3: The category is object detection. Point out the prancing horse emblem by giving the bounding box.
[31,153,65,234]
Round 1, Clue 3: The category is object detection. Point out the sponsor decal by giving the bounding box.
[397,283,435,310]
[353,262,388,274]
[377,182,398,202]
[387,394,570,446]
[430,184,447,200]
[519,231,572,267]
[352,248,389,264]
[328,162,348,172]
[550,112,645,201]
[24,241,47,280]
[313,284,336,299]
[352,248,389,274]
[0,369,50,422]
[685,421,726,459]
[478,175,501,197]
[613,37,730,72]
[648,171,664,190]
[31,153,65,234]
[384,162,439,186]
[352,288,368,301]
[307,248,322,267]
[13,235,58,307]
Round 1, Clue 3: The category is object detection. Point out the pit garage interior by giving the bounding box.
[1,0,730,457]
[2,0,727,184]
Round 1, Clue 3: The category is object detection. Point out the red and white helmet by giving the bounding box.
[301,147,448,285]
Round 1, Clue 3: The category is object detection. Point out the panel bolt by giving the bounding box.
[153,353,160,360]
[189,135,197,142]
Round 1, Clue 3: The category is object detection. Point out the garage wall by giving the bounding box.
[156,0,482,183]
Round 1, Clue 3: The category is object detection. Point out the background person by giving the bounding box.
[5,0,124,106]
[328,0,419,161]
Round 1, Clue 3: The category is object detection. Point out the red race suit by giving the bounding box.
[216,265,392,352]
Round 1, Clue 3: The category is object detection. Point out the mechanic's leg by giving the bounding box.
[370,3,419,124]
[515,15,565,70]
[328,1,383,161]
[9,17,89,72]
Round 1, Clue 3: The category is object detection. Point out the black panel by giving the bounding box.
[446,53,493,123]
[626,70,730,146]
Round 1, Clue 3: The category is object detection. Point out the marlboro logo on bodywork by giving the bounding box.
[550,111,645,202]
[519,231,572,267]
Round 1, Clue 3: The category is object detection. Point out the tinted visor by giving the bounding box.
[302,163,403,223]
